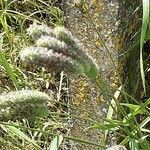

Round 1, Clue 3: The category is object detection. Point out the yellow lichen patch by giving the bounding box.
[110,71,118,88]
[71,76,92,119]
[112,34,124,50]
[117,61,124,79]
[94,94,105,104]
[95,39,102,47]
[73,77,89,106]
[92,0,103,12]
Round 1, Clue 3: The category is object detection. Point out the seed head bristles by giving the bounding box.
[36,36,68,52]
[23,23,100,78]
[20,47,84,74]
[0,90,52,121]
[53,26,81,48]
[27,23,98,63]
[53,26,93,60]
[0,90,50,104]
[27,22,54,40]
[35,35,80,59]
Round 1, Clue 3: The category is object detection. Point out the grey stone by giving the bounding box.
[62,0,140,149]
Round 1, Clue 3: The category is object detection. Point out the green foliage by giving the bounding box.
[140,0,149,93]
[0,34,20,89]
[3,125,41,149]
[48,135,63,150]
[0,52,20,90]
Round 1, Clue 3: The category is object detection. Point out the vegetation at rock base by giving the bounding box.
[0,0,150,150]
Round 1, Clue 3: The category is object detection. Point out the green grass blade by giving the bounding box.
[4,124,41,149]
[104,86,122,139]
[0,34,19,89]
[140,0,149,93]
[90,123,119,131]
[129,139,139,150]
[0,52,19,89]
[48,135,63,150]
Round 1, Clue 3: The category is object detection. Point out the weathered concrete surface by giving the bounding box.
[62,0,140,149]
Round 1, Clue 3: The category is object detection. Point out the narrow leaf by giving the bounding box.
[91,123,119,131]
[48,135,63,150]
[129,139,138,150]
[140,0,149,93]
[0,52,19,89]
[0,34,19,89]
[5,125,41,149]
[104,86,122,138]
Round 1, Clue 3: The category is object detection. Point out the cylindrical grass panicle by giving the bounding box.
[36,36,68,52]
[53,26,76,42]
[35,35,82,60]
[21,23,100,79]
[27,22,53,40]
[53,26,100,78]
[53,26,98,61]
[20,47,84,74]
[53,26,81,49]
[0,90,52,121]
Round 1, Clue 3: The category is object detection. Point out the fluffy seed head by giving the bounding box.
[27,22,53,40]
[21,23,100,78]
[0,90,52,121]
[36,36,68,51]
[20,47,84,74]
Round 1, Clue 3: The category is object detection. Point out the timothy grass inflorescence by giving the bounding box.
[0,90,52,121]
[20,23,99,78]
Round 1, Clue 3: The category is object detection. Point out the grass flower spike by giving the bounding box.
[27,22,53,40]
[36,36,68,52]
[21,23,99,79]
[0,90,52,121]
[20,47,84,74]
